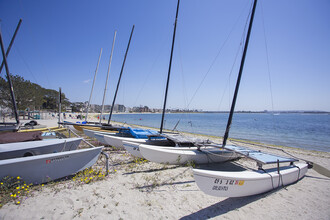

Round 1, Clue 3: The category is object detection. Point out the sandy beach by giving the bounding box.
[0,118,329,219]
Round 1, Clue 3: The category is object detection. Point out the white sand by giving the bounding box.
[0,118,329,219]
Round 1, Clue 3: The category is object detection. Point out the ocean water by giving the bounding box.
[108,113,330,152]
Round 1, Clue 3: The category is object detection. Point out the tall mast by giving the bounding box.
[0,19,22,75]
[58,87,61,128]
[85,48,102,121]
[222,0,258,147]
[107,25,134,124]
[100,31,117,124]
[0,29,20,125]
[160,0,180,134]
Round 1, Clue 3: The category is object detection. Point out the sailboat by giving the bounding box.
[85,26,163,147]
[0,20,63,143]
[61,31,120,133]
[192,0,308,197]
[81,27,142,139]
[0,20,22,134]
[0,138,82,159]
[0,146,104,184]
[63,26,157,144]
[116,0,237,164]
[0,22,105,185]
[60,46,118,133]
[0,23,84,150]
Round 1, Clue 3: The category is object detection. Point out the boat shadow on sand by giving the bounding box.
[133,167,194,191]
[130,161,247,192]
[179,191,276,220]
[122,164,180,175]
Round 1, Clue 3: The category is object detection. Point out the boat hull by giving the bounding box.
[0,147,103,184]
[0,138,82,160]
[139,145,237,165]
[0,131,43,144]
[94,133,107,145]
[72,124,84,132]
[193,163,308,197]
[83,128,116,140]
[122,141,144,158]
[103,134,147,149]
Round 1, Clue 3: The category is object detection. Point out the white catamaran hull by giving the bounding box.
[0,138,82,160]
[139,145,238,165]
[122,141,144,158]
[83,128,117,140]
[0,147,103,184]
[103,134,148,149]
[193,163,308,197]
[94,133,107,145]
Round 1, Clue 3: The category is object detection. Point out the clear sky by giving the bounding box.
[1,0,329,111]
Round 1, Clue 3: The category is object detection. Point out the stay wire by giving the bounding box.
[260,1,279,142]
[261,2,275,114]
[176,30,196,135]
[184,0,252,111]
[172,1,252,133]
[216,38,244,111]
[18,0,52,89]
[0,22,41,100]
[132,34,168,108]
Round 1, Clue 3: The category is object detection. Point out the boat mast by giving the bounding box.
[100,31,117,124]
[222,0,258,147]
[58,87,61,128]
[0,28,20,125]
[160,0,180,134]
[85,48,103,121]
[0,19,22,75]
[107,25,135,125]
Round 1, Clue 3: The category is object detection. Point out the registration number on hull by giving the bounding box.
[211,178,244,191]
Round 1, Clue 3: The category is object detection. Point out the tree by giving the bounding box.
[0,74,70,111]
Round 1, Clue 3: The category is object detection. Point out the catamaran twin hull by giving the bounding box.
[193,163,308,197]
[0,138,82,160]
[0,147,103,184]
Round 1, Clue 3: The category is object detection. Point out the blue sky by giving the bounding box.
[1,0,329,111]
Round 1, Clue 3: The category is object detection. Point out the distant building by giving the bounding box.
[103,105,111,112]
[90,104,101,113]
[65,107,72,113]
[114,104,126,112]
[142,106,150,112]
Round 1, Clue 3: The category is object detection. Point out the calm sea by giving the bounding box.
[108,113,330,152]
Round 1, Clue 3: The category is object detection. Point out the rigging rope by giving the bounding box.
[170,1,252,135]
[260,1,280,144]
[186,2,252,112]
[216,37,244,111]
[0,24,40,85]
[132,34,168,108]
[17,0,52,89]
[261,1,275,114]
